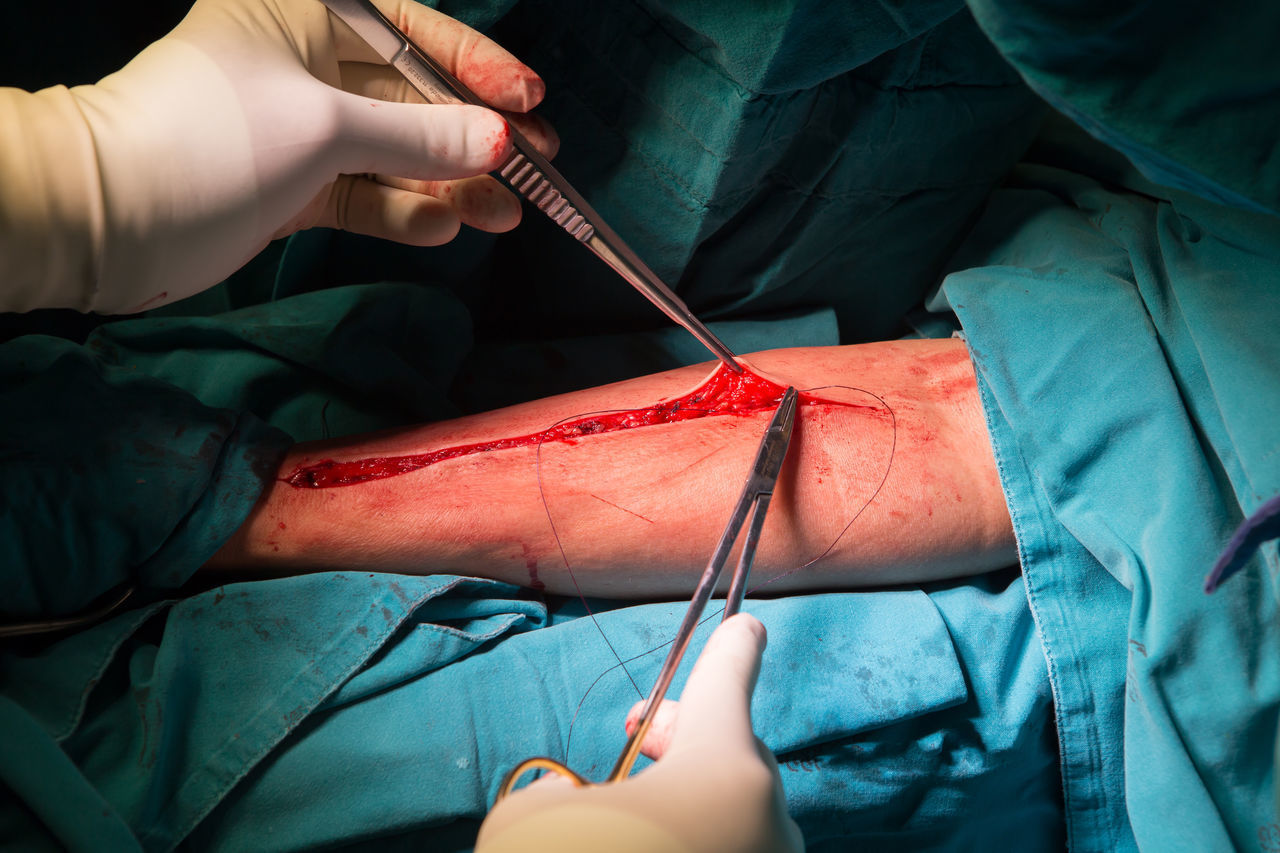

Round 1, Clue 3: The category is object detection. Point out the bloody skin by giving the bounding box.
[284,364,860,489]
[207,342,1017,593]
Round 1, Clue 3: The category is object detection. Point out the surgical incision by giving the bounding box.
[284,364,865,489]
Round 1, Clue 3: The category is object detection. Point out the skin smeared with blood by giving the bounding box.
[284,364,856,489]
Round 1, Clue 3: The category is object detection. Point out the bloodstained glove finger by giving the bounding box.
[624,698,680,761]
[338,62,561,160]
[503,109,560,160]
[329,96,512,181]
[312,174,463,245]
[329,0,545,112]
[376,174,521,233]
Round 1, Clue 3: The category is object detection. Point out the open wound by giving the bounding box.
[285,364,847,488]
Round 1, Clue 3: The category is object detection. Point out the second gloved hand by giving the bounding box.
[476,614,805,853]
[34,0,555,313]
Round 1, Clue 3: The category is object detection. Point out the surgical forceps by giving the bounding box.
[494,386,799,800]
[320,0,742,373]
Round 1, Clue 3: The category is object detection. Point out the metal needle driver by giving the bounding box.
[322,0,742,372]
[604,385,797,783]
[493,386,798,798]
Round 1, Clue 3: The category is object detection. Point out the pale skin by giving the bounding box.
[208,339,1015,597]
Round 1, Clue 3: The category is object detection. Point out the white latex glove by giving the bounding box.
[476,614,805,853]
[0,0,557,314]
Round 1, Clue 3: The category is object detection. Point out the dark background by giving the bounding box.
[1,1,188,90]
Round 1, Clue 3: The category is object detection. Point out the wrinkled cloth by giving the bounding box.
[967,0,1280,216]
[2,568,1057,852]
[0,335,290,619]
[1,574,548,850]
[935,118,1280,850]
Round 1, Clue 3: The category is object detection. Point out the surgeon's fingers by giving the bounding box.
[330,0,544,113]
[339,62,561,159]
[624,699,680,761]
[667,614,767,756]
[505,110,560,160]
[622,616,766,762]
[332,94,511,180]
[313,175,463,246]
[377,174,520,233]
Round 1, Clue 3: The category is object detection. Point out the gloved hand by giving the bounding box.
[0,0,557,314]
[475,614,805,853]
